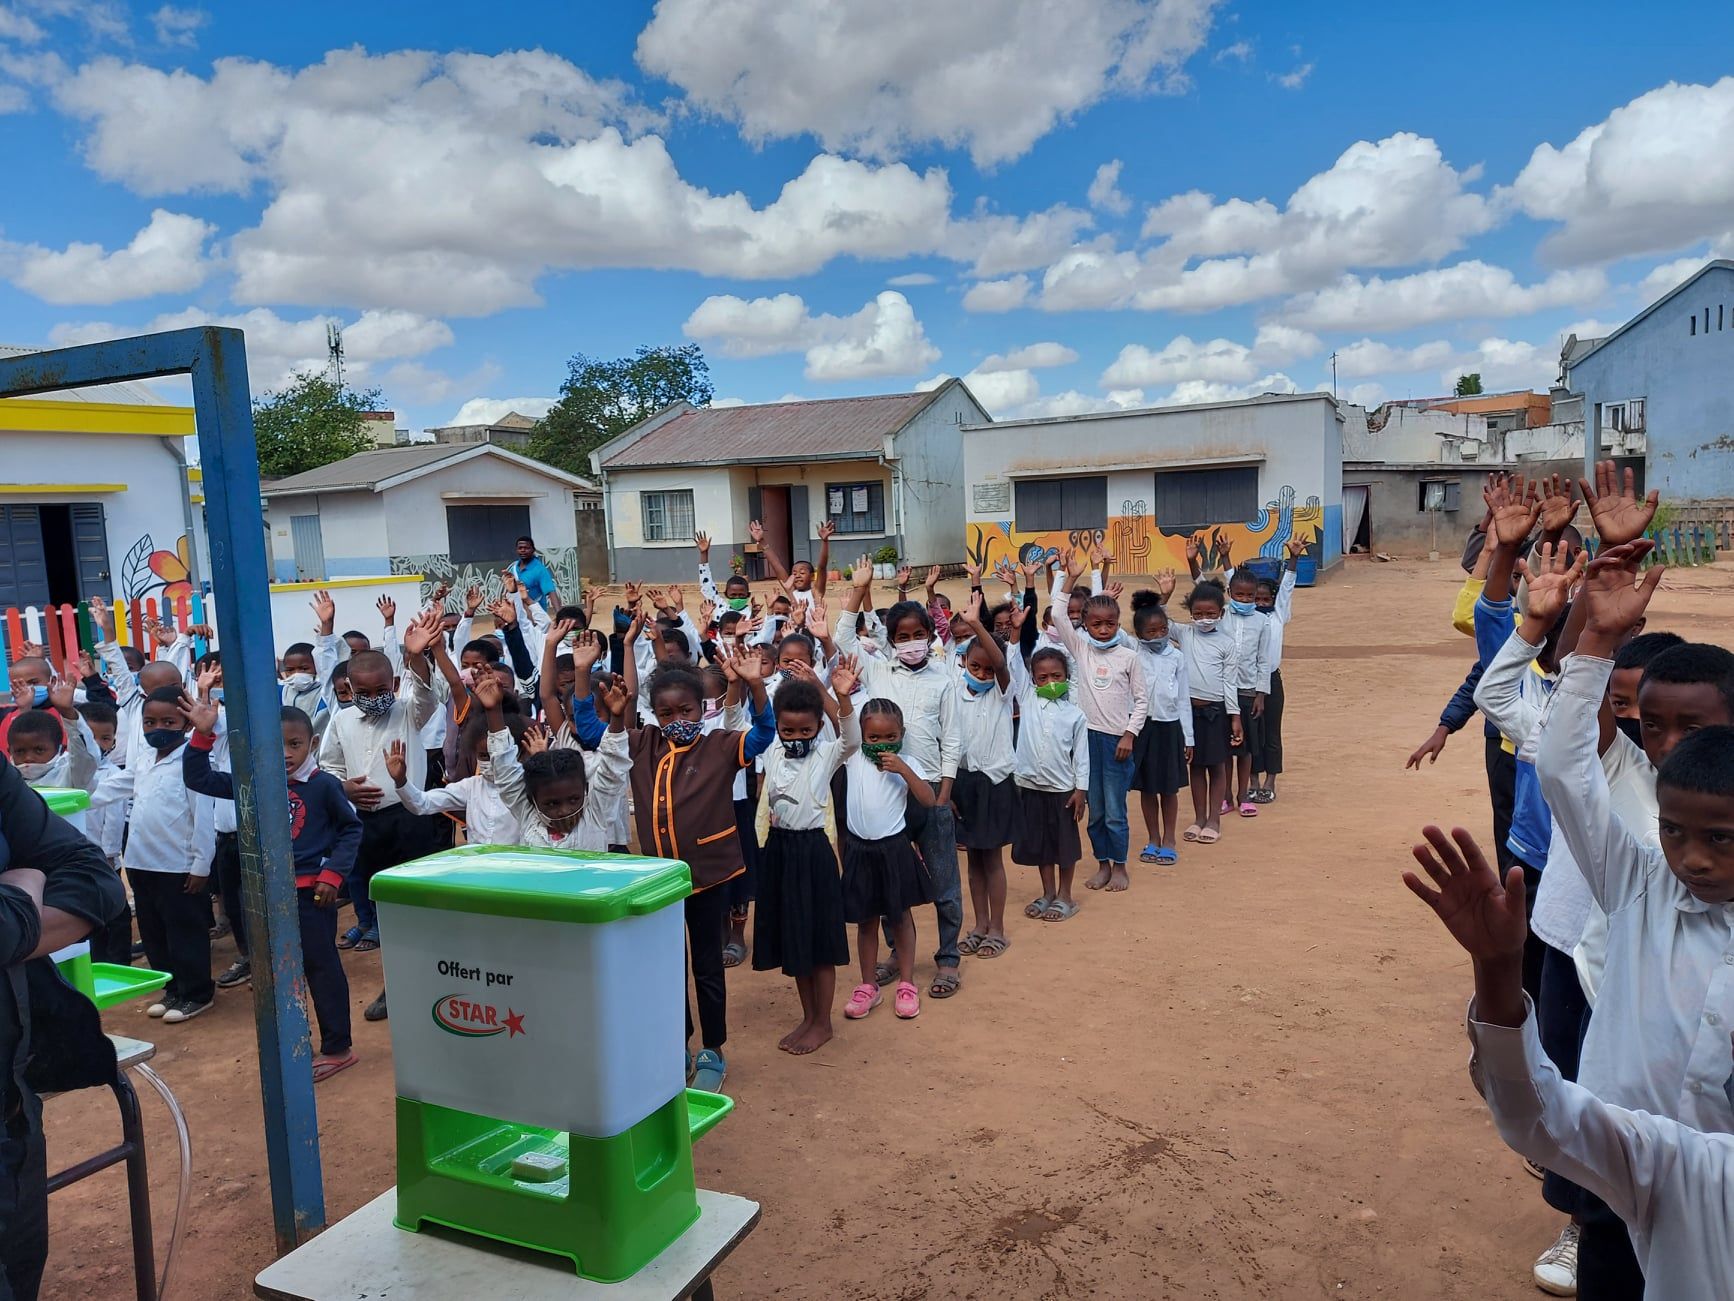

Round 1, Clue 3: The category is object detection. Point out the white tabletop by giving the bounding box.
[108,1035,156,1073]
[254,1188,761,1301]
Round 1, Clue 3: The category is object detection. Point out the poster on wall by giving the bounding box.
[828,488,844,515]
[971,481,1011,514]
[851,486,869,514]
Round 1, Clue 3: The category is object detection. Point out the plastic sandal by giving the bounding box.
[844,982,882,1019]
[1238,802,1258,818]
[976,936,1009,959]
[893,981,921,1019]
[1138,844,1161,864]
[1182,824,1201,842]
[337,926,362,951]
[1023,897,1052,919]
[1196,827,1221,844]
[1155,847,1179,865]
[312,1052,358,1083]
[958,933,986,956]
[352,929,381,952]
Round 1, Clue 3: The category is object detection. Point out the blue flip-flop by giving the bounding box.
[1138,844,1161,864]
[691,1049,727,1093]
[1155,847,1179,865]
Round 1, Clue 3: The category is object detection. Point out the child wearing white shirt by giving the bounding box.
[1011,648,1090,924]
[1248,540,1304,802]
[754,660,860,1057]
[1129,598,1193,866]
[951,596,1018,960]
[840,697,937,1024]
[1156,574,1242,846]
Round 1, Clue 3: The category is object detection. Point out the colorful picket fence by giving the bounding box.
[0,589,217,689]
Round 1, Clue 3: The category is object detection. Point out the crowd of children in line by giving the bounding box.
[1404,463,1734,1299]
[0,523,1311,1094]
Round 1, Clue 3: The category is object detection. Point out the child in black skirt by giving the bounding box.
[1250,537,1303,801]
[952,593,1019,959]
[752,658,860,1056]
[1155,575,1243,846]
[841,698,937,1022]
[1012,648,1090,922]
[1129,597,1192,865]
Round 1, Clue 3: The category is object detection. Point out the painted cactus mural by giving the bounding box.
[967,487,1322,576]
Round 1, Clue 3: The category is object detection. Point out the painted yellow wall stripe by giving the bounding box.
[0,398,196,437]
[0,483,128,494]
[268,575,424,594]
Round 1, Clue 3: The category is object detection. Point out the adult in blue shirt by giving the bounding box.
[510,536,559,615]
[0,757,126,1300]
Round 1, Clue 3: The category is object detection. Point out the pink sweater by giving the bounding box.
[1052,618,1149,738]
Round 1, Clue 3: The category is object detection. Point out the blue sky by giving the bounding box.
[2,0,1732,433]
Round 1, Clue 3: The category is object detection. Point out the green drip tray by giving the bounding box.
[91,963,170,1011]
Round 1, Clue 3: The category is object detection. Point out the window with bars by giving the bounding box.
[1014,476,1107,533]
[825,481,886,534]
[640,489,695,542]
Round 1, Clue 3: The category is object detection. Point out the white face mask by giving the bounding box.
[1193,617,1219,634]
[282,672,317,693]
[15,759,60,783]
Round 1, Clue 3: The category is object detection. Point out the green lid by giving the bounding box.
[34,787,91,816]
[371,846,691,925]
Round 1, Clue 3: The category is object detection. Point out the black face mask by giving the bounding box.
[782,737,814,759]
[1615,715,1644,746]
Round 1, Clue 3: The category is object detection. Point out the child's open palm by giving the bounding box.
[1484,473,1541,547]
[1515,541,1585,626]
[597,678,631,725]
[402,608,441,656]
[47,676,76,713]
[472,673,503,710]
[1580,459,1660,548]
[1537,474,1578,534]
[1155,569,1177,601]
[384,740,409,786]
[520,723,550,756]
[571,628,604,670]
[829,655,860,698]
[1580,540,1666,637]
[1403,825,1528,961]
[178,690,219,736]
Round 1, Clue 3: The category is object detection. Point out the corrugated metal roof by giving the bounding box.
[261,443,475,494]
[602,390,945,468]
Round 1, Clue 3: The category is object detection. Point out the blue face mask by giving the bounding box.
[143,728,184,752]
[1086,630,1124,650]
[27,685,49,708]
[1139,637,1171,654]
[1228,598,1256,616]
[963,673,995,695]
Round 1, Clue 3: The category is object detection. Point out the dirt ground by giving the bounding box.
[39,556,1734,1300]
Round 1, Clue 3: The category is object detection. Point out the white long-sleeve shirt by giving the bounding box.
[90,739,215,877]
[317,667,438,811]
[763,711,859,832]
[1135,641,1194,747]
[633,612,705,724]
[953,674,1015,783]
[1536,653,1734,1136]
[1012,683,1089,795]
[1226,566,1296,671]
[1470,997,1734,1300]
[1222,607,1272,695]
[835,608,960,782]
[1169,621,1238,712]
[98,633,193,767]
[1474,628,1555,751]
[397,727,524,846]
[496,727,631,851]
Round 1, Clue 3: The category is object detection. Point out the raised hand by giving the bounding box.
[87,599,111,641]
[781,657,816,683]
[1403,825,1528,961]
[488,596,517,628]
[1580,459,1660,548]
[1515,541,1586,628]
[499,568,520,595]
[549,616,578,646]
[1183,537,1199,562]
[699,599,717,630]
[464,585,484,616]
[376,595,397,626]
[747,519,765,544]
[195,662,222,701]
[644,587,667,613]
[311,589,336,632]
[47,676,76,714]
[964,558,982,585]
[1155,569,1177,601]
[472,672,503,710]
[71,650,97,681]
[1105,580,1125,604]
[597,677,631,724]
[808,592,828,628]
[1087,538,1105,568]
[1484,472,1542,548]
[1019,557,1041,582]
[816,519,837,542]
[186,623,216,641]
[667,584,686,614]
[429,583,452,608]
[1537,474,1578,535]
[1579,540,1665,639]
[829,654,860,698]
[579,587,598,620]
[925,564,941,592]
[571,628,605,669]
[1008,601,1030,632]
[147,616,177,648]
[695,530,711,561]
[384,740,409,786]
[716,646,741,682]
[854,558,873,592]
[402,607,441,656]
[893,563,911,589]
[178,689,220,736]
[519,721,551,755]
[964,588,985,628]
[1284,535,1308,559]
[731,647,765,682]
[623,581,643,612]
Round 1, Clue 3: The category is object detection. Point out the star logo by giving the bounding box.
[503,1009,527,1037]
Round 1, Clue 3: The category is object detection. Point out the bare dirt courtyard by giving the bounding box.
[38,556,1734,1300]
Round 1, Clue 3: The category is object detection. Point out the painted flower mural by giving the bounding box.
[120,533,195,607]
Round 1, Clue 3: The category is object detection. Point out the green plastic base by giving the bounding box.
[394,1092,701,1282]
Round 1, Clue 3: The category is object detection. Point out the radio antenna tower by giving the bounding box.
[326,322,345,387]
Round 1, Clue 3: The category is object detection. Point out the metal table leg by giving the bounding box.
[46,1074,156,1301]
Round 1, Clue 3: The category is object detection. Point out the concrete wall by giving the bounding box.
[265,492,388,582]
[1343,404,1495,463]
[961,393,1343,576]
[1568,264,1734,500]
[264,574,424,658]
[1342,466,1476,554]
[380,455,579,558]
[893,382,979,566]
[603,463,734,582]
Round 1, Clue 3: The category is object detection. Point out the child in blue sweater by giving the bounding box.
[181,696,363,1082]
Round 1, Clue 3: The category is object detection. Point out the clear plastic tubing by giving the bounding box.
[134,1063,191,1300]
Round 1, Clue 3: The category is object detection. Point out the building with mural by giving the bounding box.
[961,392,1343,578]
[0,363,203,612]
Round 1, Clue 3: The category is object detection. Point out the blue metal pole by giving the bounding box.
[0,329,324,1253]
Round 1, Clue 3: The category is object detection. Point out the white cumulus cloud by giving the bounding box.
[1099,323,1319,387]
[2,209,215,304]
[1331,338,1456,379]
[635,0,1221,166]
[1276,262,1606,333]
[444,396,557,427]
[684,290,939,382]
[962,275,1033,313]
[1089,159,1131,215]
[150,5,206,47]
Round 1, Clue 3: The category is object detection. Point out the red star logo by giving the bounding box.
[503,1009,526,1037]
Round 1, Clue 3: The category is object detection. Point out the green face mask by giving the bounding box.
[1035,681,1070,702]
[861,740,902,758]
[727,596,750,610]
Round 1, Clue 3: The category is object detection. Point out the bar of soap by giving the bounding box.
[511,1151,567,1183]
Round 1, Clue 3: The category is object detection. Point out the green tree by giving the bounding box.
[252,371,383,479]
[1453,372,1484,397]
[528,344,713,476]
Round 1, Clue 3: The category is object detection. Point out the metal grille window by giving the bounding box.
[1014,476,1107,533]
[825,481,885,534]
[640,489,695,542]
[1153,466,1258,533]
[446,504,532,564]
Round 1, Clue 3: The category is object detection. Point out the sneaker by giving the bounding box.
[1532,1223,1579,1296]
[210,917,231,940]
[844,982,882,1019]
[364,990,389,1021]
[1524,1157,1547,1180]
[163,997,213,1024]
[216,958,252,989]
[145,999,170,1018]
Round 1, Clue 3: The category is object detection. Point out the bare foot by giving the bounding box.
[1106,862,1130,892]
[1085,862,1112,890]
[778,1019,808,1052]
[789,1021,833,1055]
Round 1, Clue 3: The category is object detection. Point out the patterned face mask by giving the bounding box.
[662,718,702,745]
[781,737,814,759]
[861,740,902,758]
[354,692,396,718]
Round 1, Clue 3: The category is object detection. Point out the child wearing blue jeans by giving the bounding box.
[1049,550,1148,893]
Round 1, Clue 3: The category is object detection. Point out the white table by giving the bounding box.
[254,1188,761,1301]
